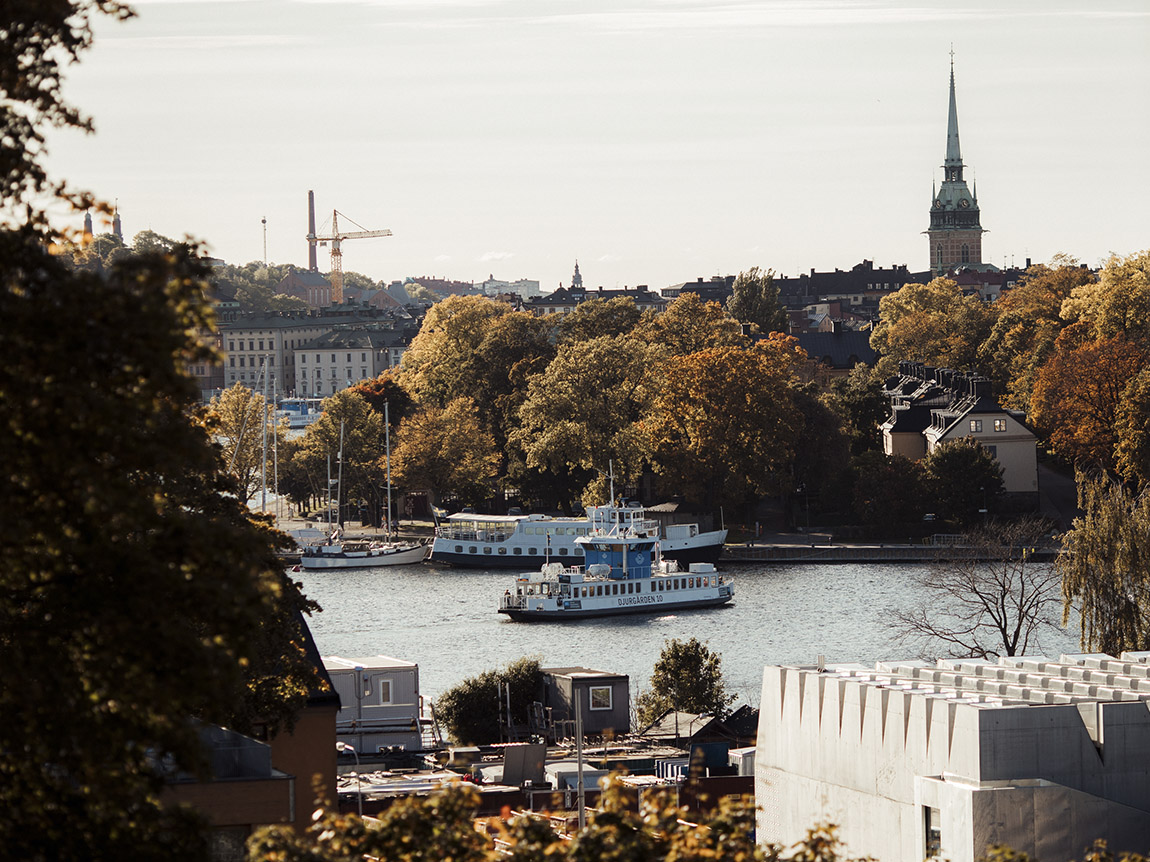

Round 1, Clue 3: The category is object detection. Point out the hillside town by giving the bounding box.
[5,3,1150,862]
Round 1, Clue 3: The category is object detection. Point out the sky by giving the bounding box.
[46,0,1150,292]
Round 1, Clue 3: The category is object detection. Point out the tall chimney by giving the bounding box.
[307,190,318,272]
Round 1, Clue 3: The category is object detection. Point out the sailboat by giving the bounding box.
[300,408,428,569]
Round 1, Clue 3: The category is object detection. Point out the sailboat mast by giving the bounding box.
[336,419,345,528]
[261,355,269,512]
[385,401,392,542]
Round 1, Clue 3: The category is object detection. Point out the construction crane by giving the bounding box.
[306,190,392,304]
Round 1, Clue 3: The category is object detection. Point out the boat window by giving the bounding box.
[575,547,584,555]
[513,547,522,555]
[627,582,634,594]
[558,548,567,556]
[597,586,604,596]
[529,548,537,555]
[469,547,477,554]
[483,547,492,554]
[577,528,587,535]
[612,584,619,595]
[498,547,507,554]
[673,579,680,589]
[636,582,642,593]
[455,546,462,553]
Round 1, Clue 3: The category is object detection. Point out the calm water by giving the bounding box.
[296,562,1080,706]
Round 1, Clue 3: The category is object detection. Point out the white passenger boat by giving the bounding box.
[432,502,726,569]
[299,539,428,569]
[497,507,733,621]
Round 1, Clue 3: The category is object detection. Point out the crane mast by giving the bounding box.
[306,191,392,304]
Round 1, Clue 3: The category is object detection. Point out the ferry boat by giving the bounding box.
[497,507,733,621]
[431,502,726,569]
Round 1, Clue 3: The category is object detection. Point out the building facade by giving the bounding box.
[926,60,988,276]
[756,654,1150,861]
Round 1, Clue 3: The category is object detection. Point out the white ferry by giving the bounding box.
[431,502,726,570]
[299,538,428,569]
[497,508,733,621]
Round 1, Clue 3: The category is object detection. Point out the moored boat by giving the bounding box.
[300,538,428,569]
[432,502,726,569]
[497,507,733,621]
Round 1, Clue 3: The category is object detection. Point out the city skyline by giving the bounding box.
[46,0,1150,290]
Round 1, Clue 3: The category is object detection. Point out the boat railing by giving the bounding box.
[500,592,526,610]
[434,526,515,542]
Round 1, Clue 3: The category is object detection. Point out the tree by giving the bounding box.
[1029,326,1150,470]
[869,277,994,375]
[513,335,664,510]
[1058,472,1150,655]
[347,372,416,435]
[471,312,556,452]
[396,295,513,408]
[1,0,133,228]
[204,383,287,502]
[643,341,804,513]
[635,638,736,726]
[726,266,787,334]
[850,451,926,529]
[636,291,747,355]
[292,390,387,524]
[790,386,853,521]
[555,296,642,343]
[1115,368,1150,489]
[0,233,318,861]
[432,657,543,745]
[922,437,1004,526]
[892,520,1062,659]
[822,363,889,455]
[248,772,844,862]
[978,255,1093,410]
[391,397,501,506]
[1061,249,1150,345]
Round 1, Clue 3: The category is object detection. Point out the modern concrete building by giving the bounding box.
[755,653,1150,861]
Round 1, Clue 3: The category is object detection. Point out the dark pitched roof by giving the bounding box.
[794,330,876,369]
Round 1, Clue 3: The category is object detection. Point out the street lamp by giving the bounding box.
[335,741,363,816]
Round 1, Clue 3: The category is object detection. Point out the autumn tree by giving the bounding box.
[636,291,747,355]
[555,295,642,343]
[204,383,288,502]
[1115,368,1150,489]
[869,277,994,375]
[471,311,556,452]
[396,294,513,407]
[892,520,1061,659]
[978,255,1093,410]
[291,390,387,523]
[726,266,787,334]
[432,657,543,745]
[347,371,416,434]
[1061,249,1150,345]
[642,338,804,512]
[922,437,1004,526]
[1029,325,1150,470]
[391,397,500,506]
[1058,472,1150,655]
[636,638,737,726]
[513,335,664,510]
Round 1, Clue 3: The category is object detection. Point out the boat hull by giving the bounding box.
[498,592,733,621]
[299,544,428,569]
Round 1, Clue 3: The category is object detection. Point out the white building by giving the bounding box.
[756,653,1150,861]
[323,655,424,753]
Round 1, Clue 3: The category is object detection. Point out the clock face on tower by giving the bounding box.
[934,199,943,208]
[960,198,970,209]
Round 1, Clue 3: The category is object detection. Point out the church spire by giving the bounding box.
[945,49,962,168]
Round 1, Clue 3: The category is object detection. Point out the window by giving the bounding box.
[969,420,982,432]
[994,419,1007,432]
[454,545,462,553]
[301,355,306,363]
[589,685,613,711]
[513,547,521,555]
[924,806,941,858]
[529,548,537,556]
[376,678,392,704]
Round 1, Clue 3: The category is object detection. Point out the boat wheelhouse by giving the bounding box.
[497,509,733,621]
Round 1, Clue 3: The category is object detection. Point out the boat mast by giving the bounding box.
[336,419,345,529]
[385,401,392,542]
[261,354,269,512]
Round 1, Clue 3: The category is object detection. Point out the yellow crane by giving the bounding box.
[306,192,392,304]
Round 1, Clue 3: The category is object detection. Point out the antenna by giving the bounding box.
[261,216,267,265]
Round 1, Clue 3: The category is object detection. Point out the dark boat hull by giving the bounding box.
[432,541,724,569]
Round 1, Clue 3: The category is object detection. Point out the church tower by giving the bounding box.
[926,57,985,275]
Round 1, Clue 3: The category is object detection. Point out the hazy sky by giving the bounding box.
[47,0,1149,291]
